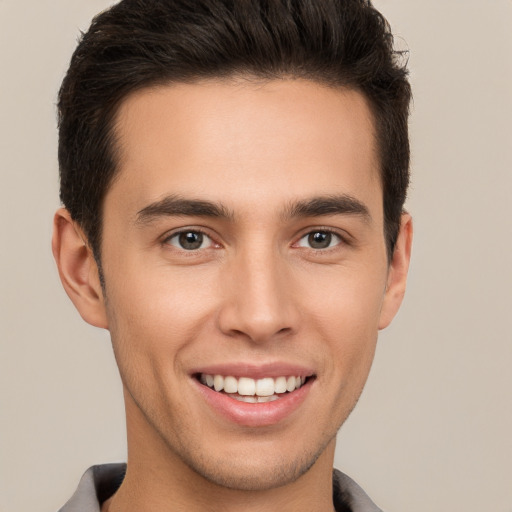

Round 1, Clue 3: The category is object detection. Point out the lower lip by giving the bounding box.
[193,378,313,427]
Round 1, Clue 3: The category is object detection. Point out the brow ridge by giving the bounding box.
[135,193,371,225]
[136,194,234,224]
[283,194,371,221]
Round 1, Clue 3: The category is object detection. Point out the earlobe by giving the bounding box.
[52,208,108,329]
[378,213,413,330]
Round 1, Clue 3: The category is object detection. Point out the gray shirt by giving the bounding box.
[58,463,383,512]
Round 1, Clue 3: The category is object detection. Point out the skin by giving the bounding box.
[53,78,412,512]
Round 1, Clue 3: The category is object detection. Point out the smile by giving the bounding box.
[199,374,308,403]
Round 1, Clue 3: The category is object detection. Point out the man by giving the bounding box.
[52,0,412,510]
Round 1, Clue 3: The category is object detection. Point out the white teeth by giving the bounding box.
[213,375,224,392]
[238,377,256,396]
[200,374,309,398]
[229,394,258,403]
[274,376,287,394]
[223,376,238,394]
[256,377,274,396]
[226,394,280,403]
[257,395,279,403]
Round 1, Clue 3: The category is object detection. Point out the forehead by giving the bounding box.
[109,78,381,219]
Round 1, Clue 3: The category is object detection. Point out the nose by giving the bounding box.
[217,245,299,344]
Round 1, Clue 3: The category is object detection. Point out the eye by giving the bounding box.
[296,230,342,250]
[165,230,214,251]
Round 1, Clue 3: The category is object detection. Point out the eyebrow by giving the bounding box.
[135,194,234,224]
[283,194,371,222]
[135,193,371,225]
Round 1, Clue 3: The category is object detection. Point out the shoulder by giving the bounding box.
[58,464,126,512]
[333,469,385,512]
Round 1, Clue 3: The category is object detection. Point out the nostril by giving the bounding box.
[277,327,292,335]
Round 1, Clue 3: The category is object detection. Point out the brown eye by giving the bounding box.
[297,230,341,249]
[167,231,212,250]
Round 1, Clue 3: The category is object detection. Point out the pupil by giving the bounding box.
[179,232,203,250]
[309,231,331,249]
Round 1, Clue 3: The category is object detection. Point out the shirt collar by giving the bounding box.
[59,464,383,512]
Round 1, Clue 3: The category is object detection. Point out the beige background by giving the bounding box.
[1,1,511,511]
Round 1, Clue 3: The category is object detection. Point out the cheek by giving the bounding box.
[104,262,219,372]
[302,266,386,373]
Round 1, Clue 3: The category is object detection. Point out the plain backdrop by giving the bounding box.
[1,1,511,511]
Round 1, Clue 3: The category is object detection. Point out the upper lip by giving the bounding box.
[191,362,315,380]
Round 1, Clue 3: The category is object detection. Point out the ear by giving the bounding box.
[378,213,413,330]
[52,208,108,329]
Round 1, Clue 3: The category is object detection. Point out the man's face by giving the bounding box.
[95,79,406,490]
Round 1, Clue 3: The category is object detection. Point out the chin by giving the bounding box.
[166,429,337,492]
[187,452,319,491]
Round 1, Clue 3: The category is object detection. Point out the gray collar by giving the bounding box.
[59,464,383,512]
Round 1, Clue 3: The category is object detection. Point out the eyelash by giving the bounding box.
[294,228,347,251]
[162,227,348,253]
[162,228,217,251]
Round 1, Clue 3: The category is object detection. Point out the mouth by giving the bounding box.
[195,373,313,403]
